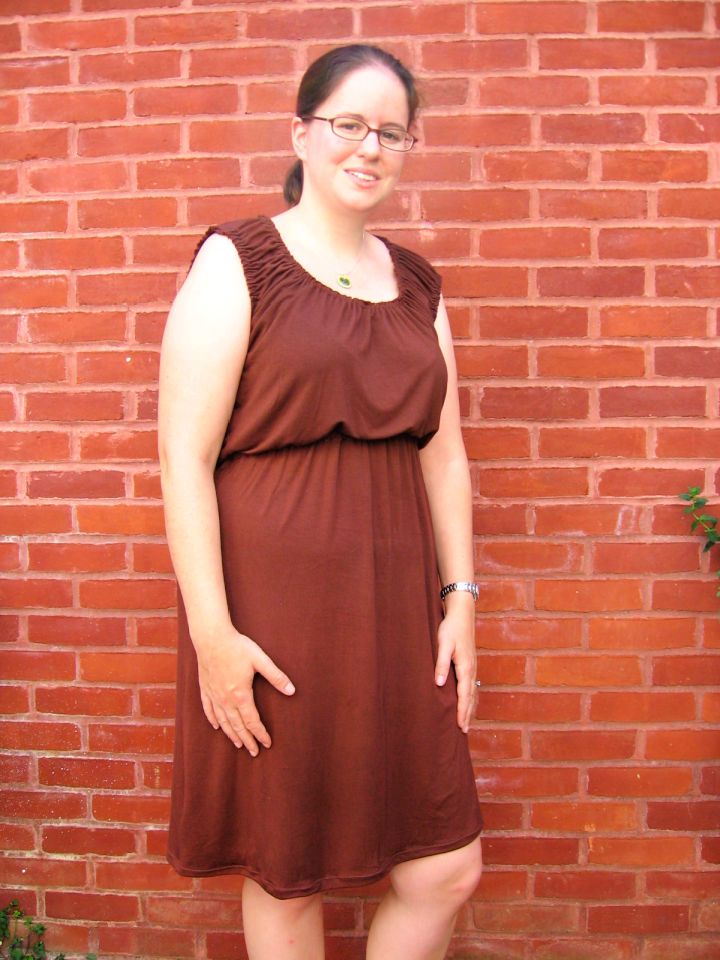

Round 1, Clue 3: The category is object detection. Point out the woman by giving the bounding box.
[159,44,483,960]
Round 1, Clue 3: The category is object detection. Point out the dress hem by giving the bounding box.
[167,824,483,900]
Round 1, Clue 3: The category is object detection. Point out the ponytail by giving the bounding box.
[283,160,303,206]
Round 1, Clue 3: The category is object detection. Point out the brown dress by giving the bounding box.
[167,215,482,899]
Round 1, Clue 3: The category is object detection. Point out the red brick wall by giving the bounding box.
[2,2,719,957]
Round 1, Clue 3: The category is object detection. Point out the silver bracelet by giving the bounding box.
[440,581,479,602]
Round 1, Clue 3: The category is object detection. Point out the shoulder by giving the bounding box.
[378,235,442,317]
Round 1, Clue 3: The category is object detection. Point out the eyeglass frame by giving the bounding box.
[301,115,416,152]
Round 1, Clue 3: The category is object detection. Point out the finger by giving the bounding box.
[238,698,272,749]
[200,689,220,730]
[216,705,260,755]
[252,645,295,695]
[434,643,453,686]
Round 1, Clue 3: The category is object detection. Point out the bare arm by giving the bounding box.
[158,234,294,755]
[418,295,478,734]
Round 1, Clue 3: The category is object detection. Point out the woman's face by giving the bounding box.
[292,64,411,216]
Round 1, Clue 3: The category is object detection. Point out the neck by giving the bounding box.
[288,194,368,259]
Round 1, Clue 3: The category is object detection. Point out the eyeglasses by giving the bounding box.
[302,115,416,152]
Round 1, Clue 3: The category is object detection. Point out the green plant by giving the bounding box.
[0,900,96,960]
[679,486,720,597]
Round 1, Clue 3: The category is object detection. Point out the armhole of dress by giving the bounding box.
[189,225,258,316]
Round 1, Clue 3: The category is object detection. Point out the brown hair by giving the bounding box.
[283,44,419,207]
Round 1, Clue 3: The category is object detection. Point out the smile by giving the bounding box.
[346,169,379,185]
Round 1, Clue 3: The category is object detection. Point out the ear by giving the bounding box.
[290,116,308,161]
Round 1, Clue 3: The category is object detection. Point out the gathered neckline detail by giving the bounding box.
[260,214,404,306]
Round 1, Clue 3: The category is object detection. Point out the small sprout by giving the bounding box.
[679,486,720,597]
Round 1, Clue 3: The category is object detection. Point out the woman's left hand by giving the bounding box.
[434,596,478,734]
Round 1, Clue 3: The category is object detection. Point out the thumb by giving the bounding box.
[253,646,295,695]
[435,643,452,686]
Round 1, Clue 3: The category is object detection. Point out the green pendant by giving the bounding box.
[337,275,351,288]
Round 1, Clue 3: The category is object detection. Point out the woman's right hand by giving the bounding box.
[194,626,295,755]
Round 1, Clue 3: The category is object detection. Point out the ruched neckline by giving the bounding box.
[260,214,404,306]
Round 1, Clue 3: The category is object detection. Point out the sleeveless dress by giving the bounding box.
[167,215,483,899]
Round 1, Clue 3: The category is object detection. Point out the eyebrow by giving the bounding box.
[340,112,408,131]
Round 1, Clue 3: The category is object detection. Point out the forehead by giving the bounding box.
[318,65,410,125]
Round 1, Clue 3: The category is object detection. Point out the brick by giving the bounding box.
[137,158,240,191]
[479,76,589,107]
[602,150,707,182]
[656,347,720,378]
[474,2,586,33]
[36,685,132,716]
[476,541,581,575]
[77,197,177,229]
[28,469,125,500]
[599,386,706,419]
[473,504,529,535]
[39,757,135,789]
[0,615,21,642]
[0,542,20,572]
[139,688,176,719]
[93,793,171,823]
[0,94,19,124]
[420,188,530,222]
[0,856,86,888]
[46,891,139,923]
[482,836,578,866]
[481,387,588,421]
[539,189,646,220]
[27,18,126,50]
[539,427,645,459]
[0,720,80,751]
[28,543,126,574]
[471,903,579,934]
[79,428,157,460]
[703,838,720,864]
[2,650,75,681]
[79,123,181,157]
[29,89,126,123]
[43,824,134,857]
[600,305,706,338]
[589,618,696,651]
[539,346,645,379]
[657,39,720,69]
[540,39,645,69]
[479,306,588,339]
[479,615,580,653]
[532,802,636,832]
[132,471,162,499]
[0,275,68,310]
[247,7,352,39]
[538,266,644,297]
[26,390,124,421]
[646,871,720,900]
[440,266,527,298]
[475,690,580,723]
[599,76,707,107]
[531,729,637,762]
[0,504,71,535]
[536,873,636,906]
[187,193,284,225]
[402,153,472,184]
[190,117,288,153]
[27,311,126,344]
[477,467,588,499]
[135,84,237,119]
[98,927,195,959]
[455,346,528,378]
[535,580,643,613]
[0,579,73,608]
[479,227,590,259]
[422,39,527,72]
[426,115,531,149]
[599,2,704,32]
[132,542,173,574]
[592,691,694,724]
[594,543,699,575]
[647,730,720,760]
[652,579,720,613]
[76,272,176,307]
[89,723,174,755]
[660,188,720,220]
[661,112,720,143]
[2,789,84,822]
[600,468,702,498]
[79,49,181,83]
[599,227,707,259]
[647,801,720,831]
[80,652,175,684]
[361,4,466,35]
[135,12,237,45]
[0,823,35,851]
[0,755,31,782]
[77,504,164,535]
[29,615,125,647]
[190,45,293,79]
[654,655,720,686]
[79,579,175,610]
[25,234,125,268]
[537,654,642,687]
[589,905,689,934]
[486,151,591,187]
[0,56,69,89]
[589,838,694,867]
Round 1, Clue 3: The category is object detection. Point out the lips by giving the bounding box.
[346,168,379,185]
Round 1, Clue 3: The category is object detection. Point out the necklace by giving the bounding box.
[336,232,367,289]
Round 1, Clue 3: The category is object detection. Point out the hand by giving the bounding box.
[434,596,478,734]
[194,625,295,755]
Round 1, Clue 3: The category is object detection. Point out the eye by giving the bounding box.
[334,117,365,134]
[379,128,405,145]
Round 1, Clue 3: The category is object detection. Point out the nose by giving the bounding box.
[357,129,381,158]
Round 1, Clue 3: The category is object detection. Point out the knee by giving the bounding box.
[390,837,483,908]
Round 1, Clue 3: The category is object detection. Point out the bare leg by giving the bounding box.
[365,837,482,960]
[242,876,325,960]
